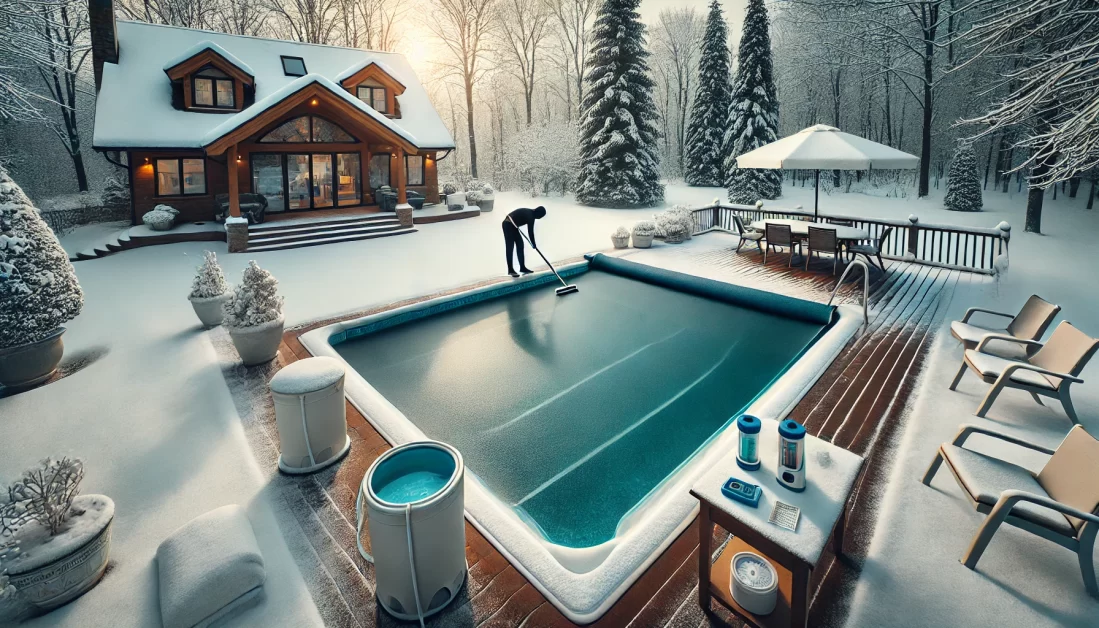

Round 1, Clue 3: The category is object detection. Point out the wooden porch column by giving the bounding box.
[227,144,241,217]
[395,147,407,204]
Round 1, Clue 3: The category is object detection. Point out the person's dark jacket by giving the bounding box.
[507,208,540,249]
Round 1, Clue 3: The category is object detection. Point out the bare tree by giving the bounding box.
[266,0,342,44]
[652,8,702,178]
[116,0,218,29]
[498,0,550,125]
[543,0,596,120]
[213,0,270,36]
[341,0,405,50]
[428,0,496,177]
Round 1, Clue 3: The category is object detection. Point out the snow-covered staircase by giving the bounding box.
[245,213,415,252]
[70,228,131,261]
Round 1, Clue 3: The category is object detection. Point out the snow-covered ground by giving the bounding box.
[4,183,1097,626]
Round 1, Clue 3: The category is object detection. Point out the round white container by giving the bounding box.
[730,551,778,616]
[363,441,467,621]
[270,356,350,474]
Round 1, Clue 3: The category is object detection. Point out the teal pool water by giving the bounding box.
[336,267,829,547]
[375,470,451,504]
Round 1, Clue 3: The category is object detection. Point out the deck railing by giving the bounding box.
[688,203,1011,275]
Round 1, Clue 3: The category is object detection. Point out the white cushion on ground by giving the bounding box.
[940,445,1074,537]
[269,356,345,395]
[157,504,267,628]
[951,321,1027,360]
[963,350,1057,389]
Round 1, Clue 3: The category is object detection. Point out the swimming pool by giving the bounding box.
[301,254,862,622]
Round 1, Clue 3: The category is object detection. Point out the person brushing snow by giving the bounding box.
[502,206,546,277]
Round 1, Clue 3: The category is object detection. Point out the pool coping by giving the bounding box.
[299,261,864,624]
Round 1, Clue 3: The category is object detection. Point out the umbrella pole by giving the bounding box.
[814,169,820,221]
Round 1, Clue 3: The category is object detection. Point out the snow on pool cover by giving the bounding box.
[302,254,862,621]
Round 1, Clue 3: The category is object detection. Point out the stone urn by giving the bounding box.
[6,495,115,613]
[632,234,654,249]
[0,328,65,390]
[189,293,231,328]
[228,317,284,366]
[611,235,630,249]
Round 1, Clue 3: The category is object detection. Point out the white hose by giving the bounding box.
[354,482,374,563]
[405,503,426,628]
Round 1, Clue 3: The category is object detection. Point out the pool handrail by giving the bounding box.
[828,258,870,325]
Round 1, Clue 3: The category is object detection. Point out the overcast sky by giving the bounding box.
[638,0,749,47]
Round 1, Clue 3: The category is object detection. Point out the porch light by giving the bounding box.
[310,98,318,106]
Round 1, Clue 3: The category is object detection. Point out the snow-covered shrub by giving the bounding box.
[101,177,129,209]
[944,142,983,212]
[189,251,228,299]
[466,189,483,204]
[0,458,84,538]
[656,206,695,240]
[222,261,284,329]
[502,121,579,197]
[632,220,657,237]
[613,226,630,238]
[0,167,84,350]
[142,204,179,231]
[663,222,688,243]
[481,183,495,198]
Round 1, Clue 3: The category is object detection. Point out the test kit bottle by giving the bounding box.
[777,419,806,492]
[736,414,761,471]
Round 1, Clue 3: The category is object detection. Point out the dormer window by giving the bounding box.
[281,56,307,77]
[193,67,234,109]
[356,86,387,113]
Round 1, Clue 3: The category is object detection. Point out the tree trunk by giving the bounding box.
[917,23,935,198]
[70,149,89,192]
[1025,164,1048,233]
[465,76,478,178]
[1068,176,1081,197]
[983,135,996,189]
[1088,178,1096,210]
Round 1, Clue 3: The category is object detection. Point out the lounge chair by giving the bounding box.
[806,226,841,274]
[949,321,1098,423]
[922,424,1099,598]
[763,223,800,267]
[846,226,892,271]
[732,215,764,254]
[950,295,1060,360]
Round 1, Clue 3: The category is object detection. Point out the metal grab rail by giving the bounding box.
[828,259,870,325]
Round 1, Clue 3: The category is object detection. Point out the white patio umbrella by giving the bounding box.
[735,124,919,220]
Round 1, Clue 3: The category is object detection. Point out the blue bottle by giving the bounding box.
[777,419,806,492]
[736,414,761,471]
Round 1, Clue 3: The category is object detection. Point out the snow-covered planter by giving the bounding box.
[631,221,656,248]
[466,190,483,205]
[0,168,84,390]
[142,204,180,231]
[478,184,495,212]
[656,207,695,241]
[0,458,114,613]
[447,192,466,212]
[223,261,284,365]
[441,182,458,196]
[611,226,630,249]
[188,251,231,328]
[664,222,688,244]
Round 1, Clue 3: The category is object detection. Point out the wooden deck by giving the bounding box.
[234,236,977,628]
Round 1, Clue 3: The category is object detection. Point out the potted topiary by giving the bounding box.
[188,251,231,328]
[223,261,285,366]
[441,182,458,206]
[0,458,114,613]
[142,204,179,231]
[632,221,656,248]
[0,168,84,390]
[478,184,495,212]
[664,222,688,244]
[611,226,630,249]
[447,192,467,212]
[465,189,483,207]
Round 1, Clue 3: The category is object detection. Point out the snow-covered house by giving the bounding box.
[88,0,454,225]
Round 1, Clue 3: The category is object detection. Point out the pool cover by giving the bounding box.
[334,265,831,547]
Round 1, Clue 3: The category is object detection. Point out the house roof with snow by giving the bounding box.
[93,21,454,151]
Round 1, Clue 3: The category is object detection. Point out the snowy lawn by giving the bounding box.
[4,182,1096,626]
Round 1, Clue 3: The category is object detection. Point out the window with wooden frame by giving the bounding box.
[192,66,234,109]
[355,86,387,114]
[405,155,424,186]
[155,158,206,196]
[258,116,356,143]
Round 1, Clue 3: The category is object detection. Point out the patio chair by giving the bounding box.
[921,424,1099,598]
[948,321,1099,423]
[806,226,841,274]
[732,215,764,254]
[846,226,892,271]
[950,295,1060,361]
[764,223,800,267]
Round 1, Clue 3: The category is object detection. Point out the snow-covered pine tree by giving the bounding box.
[944,142,983,212]
[684,0,732,187]
[190,251,229,299]
[0,166,84,349]
[575,0,664,208]
[723,0,782,204]
[222,261,284,329]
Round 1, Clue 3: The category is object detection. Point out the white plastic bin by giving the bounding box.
[360,441,466,621]
[270,356,350,474]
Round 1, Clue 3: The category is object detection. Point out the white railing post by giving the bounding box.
[995,221,1011,276]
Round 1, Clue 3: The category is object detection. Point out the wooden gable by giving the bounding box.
[339,62,405,117]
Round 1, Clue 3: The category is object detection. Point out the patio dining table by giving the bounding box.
[750,218,869,242]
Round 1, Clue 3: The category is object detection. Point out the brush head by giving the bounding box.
[555,285,579,296]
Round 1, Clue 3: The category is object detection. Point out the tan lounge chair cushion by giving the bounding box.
[1038,426,1099,533]
[1030,321,1099,377]
[941,444,1075,537]
[1006,295,1060,340]
[951,321,1027,360]
[963,350,1058,390]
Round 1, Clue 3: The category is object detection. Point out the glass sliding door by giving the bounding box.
[287,154,311,210]
[337,153,361,206]
[251,154,286,212]
[312,154,334,208]
[369,154,390,193]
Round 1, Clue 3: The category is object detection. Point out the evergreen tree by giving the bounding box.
[723,0,782,203]
[684,0,732,187]
[575,0,664,208]
[944,142,983,212]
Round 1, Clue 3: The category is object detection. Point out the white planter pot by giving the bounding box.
[7,495,114,613]
[632,234,654,248]
[189,293,231,328]
[228,318,285,366]
[478,199,494,212]
[665,232,686,244]
[611,235,630,249]
[0,328,65,390]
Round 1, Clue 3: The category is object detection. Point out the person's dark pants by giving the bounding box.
[502,220,525,273]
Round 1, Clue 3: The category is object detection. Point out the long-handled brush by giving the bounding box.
[509,216,578,296]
